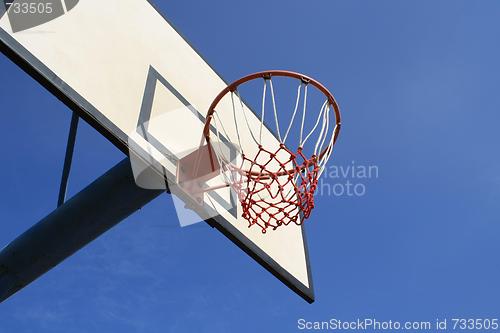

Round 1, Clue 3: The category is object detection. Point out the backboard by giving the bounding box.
[0,0,314,302]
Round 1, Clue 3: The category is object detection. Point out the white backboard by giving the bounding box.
[0,0,314,302]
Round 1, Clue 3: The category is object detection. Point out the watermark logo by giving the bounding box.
[1,0,79,33]
[317,161,379,197]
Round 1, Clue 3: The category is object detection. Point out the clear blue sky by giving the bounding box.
[1,0,500,332]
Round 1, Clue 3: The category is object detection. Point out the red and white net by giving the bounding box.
[209,75,339,233]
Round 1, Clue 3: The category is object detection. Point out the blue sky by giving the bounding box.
[2,0,500,332]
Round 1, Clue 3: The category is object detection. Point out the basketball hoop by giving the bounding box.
[184,70,341,233]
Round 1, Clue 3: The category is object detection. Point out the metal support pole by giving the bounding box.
[58,112,79,207]
[0,158,164,303]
